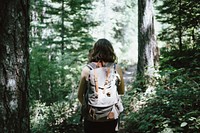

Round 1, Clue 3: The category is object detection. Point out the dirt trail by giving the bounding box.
[118,64,137,133]
[123,64,137,87]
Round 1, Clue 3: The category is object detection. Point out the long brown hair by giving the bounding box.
[89,39,117,63]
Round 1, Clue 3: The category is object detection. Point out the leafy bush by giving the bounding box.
[30,95,83,133]
[124,49,200,133]
[125,68,200,133]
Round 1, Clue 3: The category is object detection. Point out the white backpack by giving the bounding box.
[82,62,123,121]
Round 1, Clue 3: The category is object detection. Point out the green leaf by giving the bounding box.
[180,122,187,127]
[177,78,183,83]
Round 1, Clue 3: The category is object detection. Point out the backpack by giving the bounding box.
[81,62,123,121]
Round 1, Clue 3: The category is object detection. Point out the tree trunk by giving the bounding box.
[0,0,30,132]
[137,0,159,81]
[178,0,183,52]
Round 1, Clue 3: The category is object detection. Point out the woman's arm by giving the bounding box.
[78,66,89,104]
[116,65,125,95]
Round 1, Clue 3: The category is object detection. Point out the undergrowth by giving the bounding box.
[124,49,200,133]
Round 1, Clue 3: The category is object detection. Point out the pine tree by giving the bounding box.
[29,0,95,103]
[156,0,200,51]
[0,0,30,132]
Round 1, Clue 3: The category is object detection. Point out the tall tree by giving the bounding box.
[156,0,200,51]
[137,0,159,88]
[29,0,95,104]
[0,0,30,132]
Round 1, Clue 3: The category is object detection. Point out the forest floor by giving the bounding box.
[119,64,137,133]
[123,64,137,88]
[63,64,137,133]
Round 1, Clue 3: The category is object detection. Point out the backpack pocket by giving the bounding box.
[86,105,114,121]
[85,103,123,122]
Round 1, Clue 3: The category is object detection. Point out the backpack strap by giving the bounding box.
[114,63,117,73]
[87,63,96,70]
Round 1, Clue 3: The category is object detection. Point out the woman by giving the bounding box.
[78,38,125,133]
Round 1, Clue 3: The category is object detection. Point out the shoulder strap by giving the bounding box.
[114,63,117,73]
[87,62,96,70]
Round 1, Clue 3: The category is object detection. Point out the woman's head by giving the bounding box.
[89,38,117,63]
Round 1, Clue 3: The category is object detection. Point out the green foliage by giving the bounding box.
[31,99,83,133]
[156,0,200,51]
[124,49,200,133]
[29,0,96,131]
[29,0,95,104]
[125,71,200,132]
[159,49,200,70]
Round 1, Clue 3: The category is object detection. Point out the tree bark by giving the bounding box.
[178,0,183,52]
[137,0,159,79]
[0,0,30,132]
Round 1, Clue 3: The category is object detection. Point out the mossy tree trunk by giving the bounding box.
[0,0,30,132]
